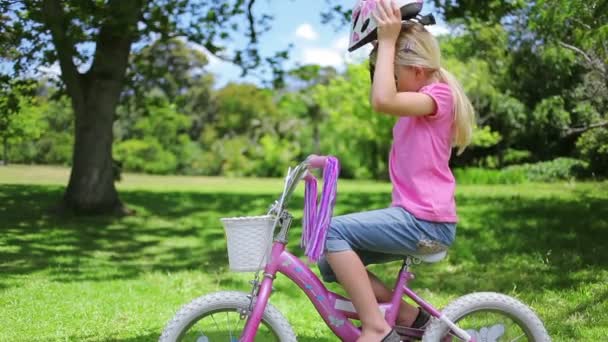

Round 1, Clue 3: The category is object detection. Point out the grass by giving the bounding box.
[1,164,607,341]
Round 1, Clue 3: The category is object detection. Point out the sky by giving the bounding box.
[208,0,449,87]
[26,1,449,88]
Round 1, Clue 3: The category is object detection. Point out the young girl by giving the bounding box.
[317,1,475,341]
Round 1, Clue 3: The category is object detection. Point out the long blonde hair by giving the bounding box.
[370,22,475,154]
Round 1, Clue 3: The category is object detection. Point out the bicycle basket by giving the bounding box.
[220,215,276,272]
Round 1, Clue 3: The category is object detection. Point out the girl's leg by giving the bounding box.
[326,251,393,342]
[367,271,419,326]
[319,207,453,339]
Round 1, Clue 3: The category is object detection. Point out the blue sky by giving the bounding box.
[206,0,448,87]
[30,1,448,88]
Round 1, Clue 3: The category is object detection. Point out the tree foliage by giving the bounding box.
[2,0,607,184]
[0,0,297,213]
[0,79,41,164]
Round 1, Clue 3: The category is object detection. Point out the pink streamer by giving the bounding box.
[301,156,340,262]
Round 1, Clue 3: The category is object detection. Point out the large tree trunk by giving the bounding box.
[42,0,142,214]
[63,77,122,213]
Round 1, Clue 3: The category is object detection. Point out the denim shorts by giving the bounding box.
[317,206,456,283]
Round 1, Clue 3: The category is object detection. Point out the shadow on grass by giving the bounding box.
[1,183,607,299]
[0,184,282,289]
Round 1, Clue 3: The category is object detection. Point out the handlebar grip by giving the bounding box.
[306,155,328,169]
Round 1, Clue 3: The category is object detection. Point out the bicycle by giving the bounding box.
[160,155,551,341]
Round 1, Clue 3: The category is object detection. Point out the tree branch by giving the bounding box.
[563,121,608,136]
[572,18,592,30]
[41,0,82,98]
[477,111,496,126]
[246,0,257,43]
[559,41,607,78]
[89,0,143,82]
[559,41,594,66]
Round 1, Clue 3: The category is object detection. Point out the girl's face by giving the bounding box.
[395,65,426,92]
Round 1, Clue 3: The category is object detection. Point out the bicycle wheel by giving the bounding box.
[422,292,551,342]
[160,291,297,342]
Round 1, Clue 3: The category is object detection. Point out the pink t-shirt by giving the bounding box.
[389,82,457,223]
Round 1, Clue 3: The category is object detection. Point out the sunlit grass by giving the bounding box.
[1,165,607,341]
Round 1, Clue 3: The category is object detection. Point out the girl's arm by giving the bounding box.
[370,0,436,117]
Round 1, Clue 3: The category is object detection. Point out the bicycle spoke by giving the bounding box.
[226,312,233,340]
[210,313,222,337]
[236,313,246,333]
[444,310,532,342]
[510,333,526,342]
[172,308,282,342]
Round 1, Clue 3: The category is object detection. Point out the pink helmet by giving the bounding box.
[348,0,428,52]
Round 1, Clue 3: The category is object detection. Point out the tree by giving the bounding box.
[313,63,395,179]
[114,97,190,175]
[427,1,606,168]
[529,0,608,135]
[118,38,215,142]
[529,0,608,175]
[0,0,295,214]
[285,64,337,154]
[213,82,278,139]
[430,0,525,23]
[0,79,40,165]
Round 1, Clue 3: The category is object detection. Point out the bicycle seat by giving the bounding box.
[408,250,447,263]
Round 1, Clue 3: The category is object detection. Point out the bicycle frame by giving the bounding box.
[239,240,446,341]
[238,158,473,341]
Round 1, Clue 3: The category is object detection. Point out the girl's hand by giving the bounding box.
[373,0,402,43]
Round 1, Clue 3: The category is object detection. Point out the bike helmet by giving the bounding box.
[348,0,434,52]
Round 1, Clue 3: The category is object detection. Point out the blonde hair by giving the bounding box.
[370,23,475,154]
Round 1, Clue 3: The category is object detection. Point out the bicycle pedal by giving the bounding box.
[394,325,425,340]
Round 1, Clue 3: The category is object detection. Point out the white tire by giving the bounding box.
[160,291,297,342]
[422,292,551,342]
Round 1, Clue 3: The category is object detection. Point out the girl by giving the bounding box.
[317,1,475,341]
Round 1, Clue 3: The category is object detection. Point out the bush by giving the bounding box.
[453,167,527,184]
[34,131,73,165]
[251,134,302,177]
[454,158,589,184]
[504,157,589,182]
[176,146,204,175]
[502,148,532,166]
[576,128,608,178]
[114,138,177,174]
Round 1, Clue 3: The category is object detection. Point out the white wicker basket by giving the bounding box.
[220,215,276,272]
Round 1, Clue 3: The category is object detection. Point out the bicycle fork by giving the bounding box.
[239,243,284,342]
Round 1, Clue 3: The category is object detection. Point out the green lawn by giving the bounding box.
[1,165,607,341]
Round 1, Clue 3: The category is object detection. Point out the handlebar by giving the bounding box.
[269,155,332,215]
[306,154,328,169]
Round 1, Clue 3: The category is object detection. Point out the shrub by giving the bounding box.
[453,167,527,184]
[454,158,589,184]
[504,158,589,182]
[576,128,608,178]
[502,148,532,166]
[114,138,177,174]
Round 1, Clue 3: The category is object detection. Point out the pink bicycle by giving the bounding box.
[160,156,550,341]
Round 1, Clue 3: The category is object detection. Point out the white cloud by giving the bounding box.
[38,62,61,77]
[187,40,223,67]
[427,23,450,36]
[206,51,224,67]
[332,35,350,51]
[337,34,375,65]
[37,59,94,76]
[301,48,344,68]
[295,23,319,41]
[185,42,248,88]
[344,44,374,65]
[299,34,375,69]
